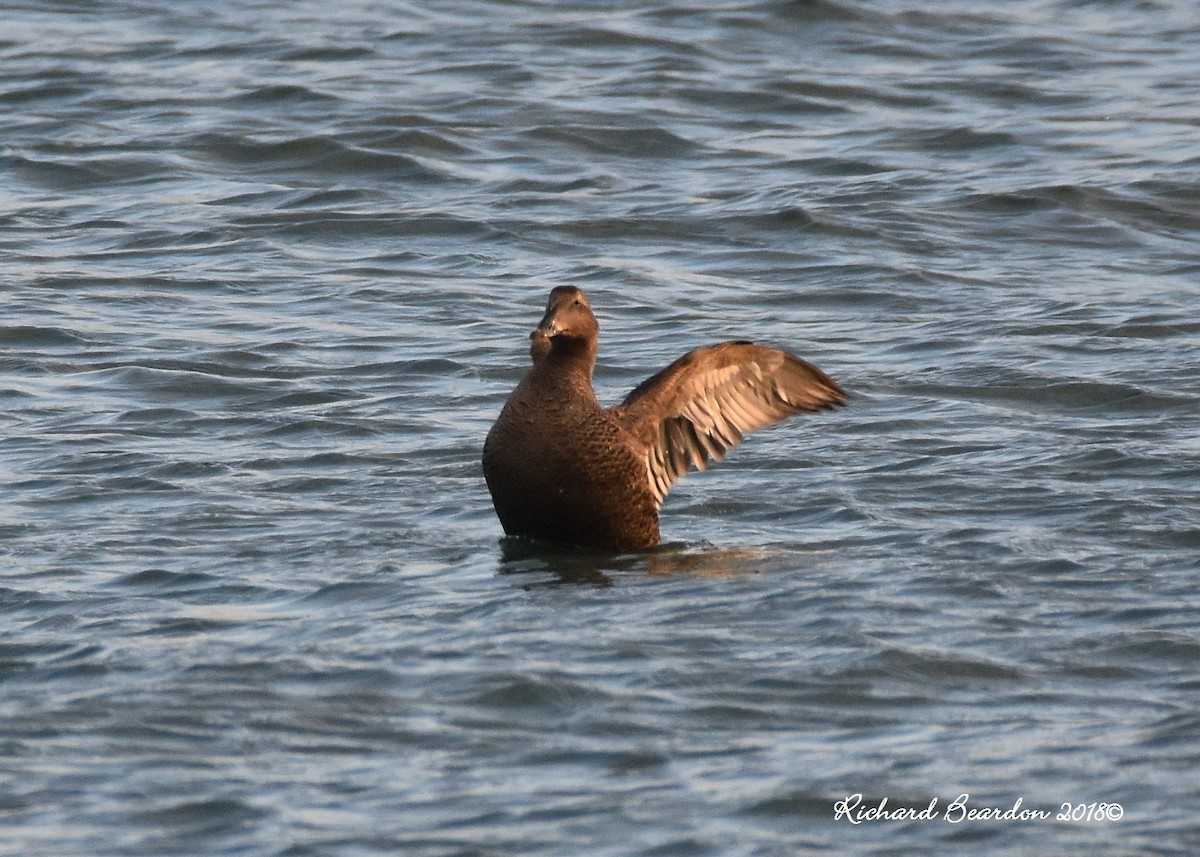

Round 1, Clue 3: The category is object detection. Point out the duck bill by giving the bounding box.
[535,315,560,338]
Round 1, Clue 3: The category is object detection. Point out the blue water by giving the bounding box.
[3,1,1199,854]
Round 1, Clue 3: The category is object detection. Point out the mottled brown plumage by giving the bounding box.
[482,286,846,550]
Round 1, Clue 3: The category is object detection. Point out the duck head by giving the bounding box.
[534,286,600,354]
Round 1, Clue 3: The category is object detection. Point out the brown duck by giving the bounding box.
[482,286,846,550]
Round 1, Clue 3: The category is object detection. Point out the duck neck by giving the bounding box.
[543,336,597,386]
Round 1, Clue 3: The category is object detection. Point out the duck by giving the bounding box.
[482,286,846,550]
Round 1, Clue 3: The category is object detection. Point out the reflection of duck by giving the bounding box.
[497,537,771,587]
[483,286,846,551]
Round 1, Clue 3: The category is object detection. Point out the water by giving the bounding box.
[3,1,1199,854]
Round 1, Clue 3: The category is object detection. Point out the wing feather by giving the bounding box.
[614,342,845,506]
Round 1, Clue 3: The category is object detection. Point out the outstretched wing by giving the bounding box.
[612,342,845,506]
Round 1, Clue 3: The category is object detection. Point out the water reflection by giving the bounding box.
[496,536,768,585]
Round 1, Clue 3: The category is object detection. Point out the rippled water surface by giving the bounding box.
[4,1,1200,854]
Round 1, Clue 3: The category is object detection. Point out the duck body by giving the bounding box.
[483,354,660,550]
[482,286,845,551]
